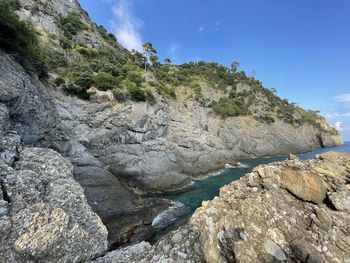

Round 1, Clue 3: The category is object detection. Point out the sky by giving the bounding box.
[80,0,350,141]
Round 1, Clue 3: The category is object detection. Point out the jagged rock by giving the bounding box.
[0,0,345,256]
[0,104,9,132]
[0,51,61,144]
[288,153,298,160]
[0,148,108,263]
[96,152,350,263]
[329,188,350,212]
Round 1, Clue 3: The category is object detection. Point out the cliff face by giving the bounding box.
[0,0,344,256]
[53,87,342,195]
[94,152,350,263]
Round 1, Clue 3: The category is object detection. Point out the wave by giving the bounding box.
[152,201,187,230]
[225,162,250,169]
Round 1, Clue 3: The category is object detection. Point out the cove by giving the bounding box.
[153,142,350,239]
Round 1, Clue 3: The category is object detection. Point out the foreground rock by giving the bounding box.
[0,148,108,263]
[95,152,350,262]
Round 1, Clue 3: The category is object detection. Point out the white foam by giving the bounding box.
[224,162,250,169]
[237,161,250,168]
[152,201,185,229]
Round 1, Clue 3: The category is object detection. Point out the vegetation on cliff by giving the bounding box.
[0,0,338,135]
[0,0,47,78]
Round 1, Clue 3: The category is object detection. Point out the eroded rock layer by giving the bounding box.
[95,152,350,263]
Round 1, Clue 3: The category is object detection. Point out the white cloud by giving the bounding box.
[326,112,350,118]
[197,20,221,34]
[333,93,350,102]
[334,121,343,131]
[110,0,143,51]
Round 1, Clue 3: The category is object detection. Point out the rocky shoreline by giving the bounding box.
[0,0,346,260]
[93,151,350,263]
[0,48,343,249]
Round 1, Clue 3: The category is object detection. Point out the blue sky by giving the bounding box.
[80,0,350,140]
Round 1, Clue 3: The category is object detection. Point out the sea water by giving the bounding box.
[154,142,350,238]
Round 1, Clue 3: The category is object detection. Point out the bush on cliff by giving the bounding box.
[59,12,86,38]
[0,0,48,78]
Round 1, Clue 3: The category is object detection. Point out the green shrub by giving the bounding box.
[75,44,94,57]
[144,88,156,105]
[258,115,275,124]
[0,0,48,78]
[190,82,202,96]
[112,88,128,102]
[63,83,90,100]
[126,70,143,86]
[60,12,85,38]
[54,77,65,87]
[97,25,118,44]
[45,49,68,69]
[151,81,176,99]
[74,71,93,89]
[125,81,146,102]
[211,98,250,117]
[91,58,119,76]
[59,35,72,49]
[93,72,116,90]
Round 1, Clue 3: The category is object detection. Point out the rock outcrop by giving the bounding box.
[0,52,180,248]
[53,91,343,194]
[0,0,344,253]
[0,147,108,263]
[95,152,350,262]
[0,27,344,252]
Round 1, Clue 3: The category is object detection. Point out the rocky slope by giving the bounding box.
[94,152,350,263]
[0,147,108,263]
[0,0,344,255]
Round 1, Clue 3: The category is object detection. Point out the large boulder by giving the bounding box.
[0,148,108,263]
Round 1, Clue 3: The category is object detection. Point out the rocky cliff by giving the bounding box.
[0,0,344,256]
[94,152,350,263]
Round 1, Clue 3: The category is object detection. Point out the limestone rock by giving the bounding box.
[0,51,61,144]
[0,148,108,263]
[96,152,350,263]
[279,170,328,204]
[0,104,9,132]
[329,188,350,212]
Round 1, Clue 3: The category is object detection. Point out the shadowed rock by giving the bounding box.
[94,152,350,263]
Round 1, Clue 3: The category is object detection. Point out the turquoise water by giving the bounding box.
[162,142,350,224]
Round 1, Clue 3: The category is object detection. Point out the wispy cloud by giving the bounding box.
[110,0,143,51]
[334,121,343,131]
[197,20,221,34]
[333,93,350,102]
[333,121,350,132]
[326,112,350,118]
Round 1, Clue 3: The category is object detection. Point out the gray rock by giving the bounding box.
[0,147,108,263]
[264,239,286,261]
[0,104,9,132]
[95,152,350,263]
[0,51,62,144]
[329,189,350,212]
